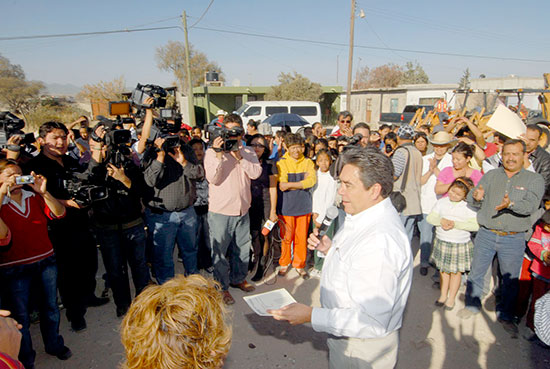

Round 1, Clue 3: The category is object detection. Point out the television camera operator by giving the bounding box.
[204,113,262,305]
[138,95,204,284]
[85,122,150,318]
[24,121,108,333]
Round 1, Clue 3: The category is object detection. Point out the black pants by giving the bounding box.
[49,219,98,323]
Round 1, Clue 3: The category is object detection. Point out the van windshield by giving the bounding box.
[235,104,249,115]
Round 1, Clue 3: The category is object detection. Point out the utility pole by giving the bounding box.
[182,11,196,126]
[346,0,356,111]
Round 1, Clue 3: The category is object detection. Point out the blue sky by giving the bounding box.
[1,0,548,89]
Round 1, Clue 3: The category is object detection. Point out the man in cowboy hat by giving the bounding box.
[418,131,455,276]
[210,109,227,127]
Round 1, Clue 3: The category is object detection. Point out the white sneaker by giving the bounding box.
[310,269,322,279]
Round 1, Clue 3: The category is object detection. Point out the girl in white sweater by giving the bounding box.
[311,149,338,277]
[427,177,479,310]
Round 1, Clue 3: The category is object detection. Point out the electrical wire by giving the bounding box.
[193,26,550,63]
[0,26,181,41]
[189,0,215,29]
[1,23,548,64]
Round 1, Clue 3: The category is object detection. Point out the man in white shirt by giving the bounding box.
[269,146,413,369]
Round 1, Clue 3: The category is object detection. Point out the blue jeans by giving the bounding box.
[145,207,198,284]
[208,212,251,290]
[95,223,150,310]
[465,227,525,321]
[400,214,421,244]
[418,214,434,267]
[0,255,64,368]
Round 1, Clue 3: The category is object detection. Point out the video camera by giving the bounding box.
[206,125,244,152]
[130,83,167,109]
[148,109,183,153]
[0,111,36,151]
[64,173,108,207]
[90,121,134,167]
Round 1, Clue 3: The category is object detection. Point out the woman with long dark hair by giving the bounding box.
[247,134,278,281]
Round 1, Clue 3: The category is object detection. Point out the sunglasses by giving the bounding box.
[250,143,266,149]
[339,119,351,123]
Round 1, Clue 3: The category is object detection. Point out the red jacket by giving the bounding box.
[528,224,550,280]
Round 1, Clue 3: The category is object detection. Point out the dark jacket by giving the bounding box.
[530,146,550,199]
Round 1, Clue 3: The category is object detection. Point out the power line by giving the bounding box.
[189,0,215,29]
[0,26,181,41]
[193,26,550,63]
[1,23,548,64]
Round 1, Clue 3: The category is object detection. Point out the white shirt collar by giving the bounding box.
[2,189,35,214]
[340,198,393,236]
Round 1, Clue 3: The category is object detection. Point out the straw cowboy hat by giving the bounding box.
[429,131,456,146]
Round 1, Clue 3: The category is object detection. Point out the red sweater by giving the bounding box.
[528,224,550,280]
[0,190,64,268]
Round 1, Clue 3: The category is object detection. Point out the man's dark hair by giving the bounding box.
[39,121,68,138]
[224,113,243,126]
[353,122,370,135]
[327,136,337,143]
[339,146,394,198]
[385,132,397,143]
[337,111,353,121]
[527,124,543,137]
[247,119,258,129]
[188,138,203,147]
[379,124,391,131]
[494,132,509,143]
[314,138,329,148]
[285,133,304,147]
[503,138,527,153]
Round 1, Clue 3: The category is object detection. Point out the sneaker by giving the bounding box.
[116,306,129,318]
[420,267,428,276]
[457,308,478,320]
[309,269,322,279]
[70,317,87,333]
[222,291,235,305]
[48,346,72,360]
[87,295,110,307]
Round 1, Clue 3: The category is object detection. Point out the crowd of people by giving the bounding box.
[0,101,549,368]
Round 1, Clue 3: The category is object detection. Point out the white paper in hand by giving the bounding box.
[243,288,296,316]
[487,104,526,139]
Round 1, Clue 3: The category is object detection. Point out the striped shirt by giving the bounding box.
[467,167,544,232]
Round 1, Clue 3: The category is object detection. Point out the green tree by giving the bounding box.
[156,41,224,93]
[400,61,430,84]
[459,68,471,89]
[265,72,323,102]
[0,54,44,119]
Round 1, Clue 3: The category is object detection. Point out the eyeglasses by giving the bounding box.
[250,143,265,149]
[339,119,352,123]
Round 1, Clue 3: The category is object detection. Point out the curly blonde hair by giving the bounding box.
[120,275,232,369]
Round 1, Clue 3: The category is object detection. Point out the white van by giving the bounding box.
[235,101,321,125]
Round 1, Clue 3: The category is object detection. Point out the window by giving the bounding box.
[235,96,243,110]
[390,99,399,113]
[419,97,439,106]
[266,106,288,115]
[244,106,261,116]
[290,106,317,116]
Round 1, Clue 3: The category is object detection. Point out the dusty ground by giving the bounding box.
[30,239,550,369]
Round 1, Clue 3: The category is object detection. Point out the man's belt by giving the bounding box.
[94,217,144,231]
[147,206,187,214]
[484,227,519,236]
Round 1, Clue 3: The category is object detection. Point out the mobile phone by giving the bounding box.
[15,175,34,185]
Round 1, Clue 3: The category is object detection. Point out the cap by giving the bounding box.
[397,125,415,140]
[216,109,226,116]
[257,122,273,136]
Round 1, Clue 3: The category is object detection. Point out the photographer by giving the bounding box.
[85,123,150,317]
[204,113,262,305]
[140,99,204,284]
[24,121,108,333]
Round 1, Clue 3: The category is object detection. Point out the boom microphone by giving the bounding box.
[317,206,338,237]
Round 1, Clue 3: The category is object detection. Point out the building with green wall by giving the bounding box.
[191,85,342,127]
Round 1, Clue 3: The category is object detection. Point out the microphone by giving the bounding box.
[317,206,338,237]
